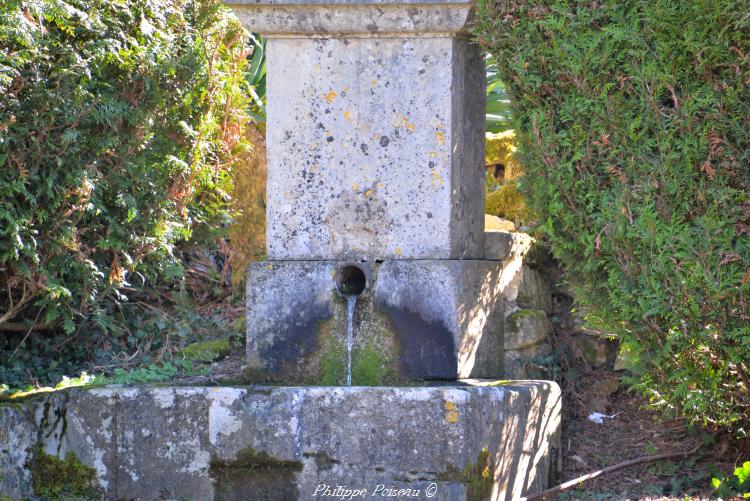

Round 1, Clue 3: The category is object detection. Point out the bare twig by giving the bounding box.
[9,308,43,360]
[522,443,702,501]
[0,320,58,333]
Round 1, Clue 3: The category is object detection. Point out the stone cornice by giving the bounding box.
[225,0,476,37]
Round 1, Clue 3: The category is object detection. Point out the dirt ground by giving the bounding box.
[547,306,744,501]
[553,381,742,500]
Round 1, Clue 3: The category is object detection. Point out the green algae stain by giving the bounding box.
[351,341,389,386]
[30,448,98,500]
[319,344,347,386]
[316,317,347,386]
[439,448,494,501]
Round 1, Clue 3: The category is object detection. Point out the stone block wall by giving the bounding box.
[485,228,556,379]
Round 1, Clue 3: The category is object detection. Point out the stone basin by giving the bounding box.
[0,380,560,500]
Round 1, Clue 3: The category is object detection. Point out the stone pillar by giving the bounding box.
[229,0,506,383]
[233,0,485,260]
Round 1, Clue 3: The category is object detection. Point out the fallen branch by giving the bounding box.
[0,320,58,333]
[522,443,702,500]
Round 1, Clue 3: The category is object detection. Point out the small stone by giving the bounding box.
[485,214,515,232]
[576,333,618,368]
[484,231,511,260]
[504,343,553,379]
[505,309,551,351]
[517,266,552,313]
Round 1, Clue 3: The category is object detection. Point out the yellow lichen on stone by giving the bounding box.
[324,91,337,103]
[444,401,459,423]
[390,114,416,131]
[431,169,444,188]
[343,110,352,120]
[435,130,445,146]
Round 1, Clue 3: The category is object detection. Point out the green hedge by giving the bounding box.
[474,1,750,432]
[0,0,250,385]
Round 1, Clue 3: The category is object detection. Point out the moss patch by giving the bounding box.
[319,342,346,386]
[439,448,494,501]
[486,181,532,224]
[506,309,547,334]
[30,448,97,500]
[314,294,400,386]
[316,316,347,386]
[179,338,231,363]
[351,341,389,386]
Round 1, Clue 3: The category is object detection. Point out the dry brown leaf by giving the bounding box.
[700,160,716,180]
[108,255,125,285]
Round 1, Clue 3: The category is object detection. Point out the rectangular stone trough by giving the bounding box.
[0,381,561,500]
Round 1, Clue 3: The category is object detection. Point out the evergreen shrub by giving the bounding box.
[0,0,253,385]
[475,0,750,432]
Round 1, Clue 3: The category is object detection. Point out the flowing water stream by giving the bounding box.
[345,295,357,386]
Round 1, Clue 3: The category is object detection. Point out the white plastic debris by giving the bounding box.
[587,411,620,424]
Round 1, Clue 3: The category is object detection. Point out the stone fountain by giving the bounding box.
[242,0,500,385]
[0,0,561,499]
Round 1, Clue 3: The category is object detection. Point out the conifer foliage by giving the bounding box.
[474,1,750,432]
[0,0,251,383]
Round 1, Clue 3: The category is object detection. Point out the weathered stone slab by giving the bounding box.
[0,404,36,499]
[113,387,213,499]
[35,389,118,493]
[0,382,562,500]
[485,230,512,260]
[504,309,551,351]
[227,0,477,37]
[246,259,505,383]
[261,36,484,260]
[517,265,552,313]
[228,0,485,261]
